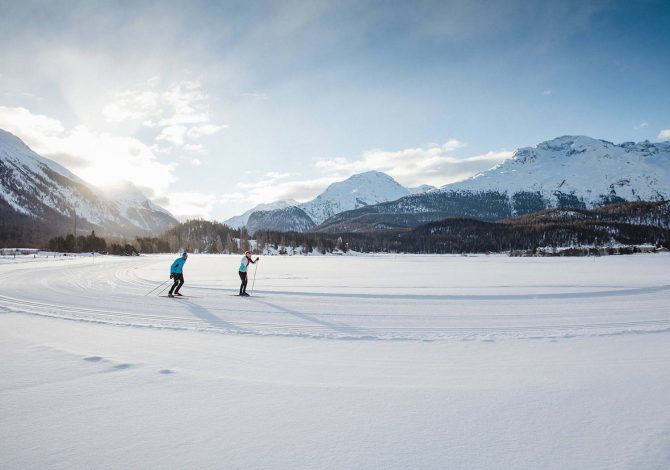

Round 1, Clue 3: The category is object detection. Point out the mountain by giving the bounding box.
[101,182,178,234]
[407,184,437,194]
[223,199,298,229]
[300,171,411,224]
[246,206,316,234]
[445,136,670,205]
[313,136,670,233]
[234,171,423,233]
[0,129,178,245]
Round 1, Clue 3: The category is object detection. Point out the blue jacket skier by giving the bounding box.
[238,251,258,296]
[168,252,188,297]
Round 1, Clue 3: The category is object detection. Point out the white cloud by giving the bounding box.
[186,123,226,139]
[658,129,670,140]
[183,143,204,153]
[222,140,513,208]
[102,78,226,148]
[634,122,648,129]
[156,124,189,145]
[0,106,176,200]
[314,139,509,187]
[234,175,342,205]
[162,191,218,220]
[263,171,294,179]
[191,158,202,166]
[542,90,552,96]
[102,90,161,122]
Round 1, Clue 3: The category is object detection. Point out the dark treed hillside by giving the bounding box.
[159,220,249,254]
[40,201,670,255]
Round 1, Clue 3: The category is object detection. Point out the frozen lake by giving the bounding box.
[2,254,670,468]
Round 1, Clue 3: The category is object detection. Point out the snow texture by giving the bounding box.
[444,135,670,205]
[2,253,670,469]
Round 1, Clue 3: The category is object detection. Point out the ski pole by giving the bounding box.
[250,259,259,295]
[144,279,169,296]
[157,281,172,296]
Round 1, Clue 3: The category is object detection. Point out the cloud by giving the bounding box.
[223,140,513,208]
[191,158,202,166]
[102,78,226,148]
[0,105,176,199]
[657,129,670,140]
[161,191,218,220]
[314,139,509,187]
[235,175,342,205]
[634,122,648,129]
[263,171,294,179]
[183,143,204,153]
[542,90,552,96]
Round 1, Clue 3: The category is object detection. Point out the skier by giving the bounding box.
[168,251,188,298]
[238,250,259,296]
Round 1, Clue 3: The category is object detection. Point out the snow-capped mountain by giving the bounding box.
[101,182,179,234]
[407,184,437,194]
[0,129,178,244]
[300,171,411,224]
[238,171,420,233]
[223,199,299,229]
[445,135,670,206]
[246,206,315,234]
[314,136,670,233]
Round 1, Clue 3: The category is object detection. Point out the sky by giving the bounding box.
[0,0,669,220]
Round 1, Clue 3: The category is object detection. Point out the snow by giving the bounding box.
[444,135,670,205]
[227,171,414,230]
[2,254,670,468]
[223,199,299,228]
[300,171,410,224]
[0,129,176,235]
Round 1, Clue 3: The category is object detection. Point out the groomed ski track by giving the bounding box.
[3,253,670,469]
[1,254,669,341]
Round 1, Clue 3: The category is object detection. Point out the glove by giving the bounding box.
[169,273,174,279]
[255,257,260,262]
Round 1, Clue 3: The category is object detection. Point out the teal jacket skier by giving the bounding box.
[168,252,188,297]
[238,251,258,296]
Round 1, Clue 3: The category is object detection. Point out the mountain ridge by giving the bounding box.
[312,136,670,233]
[0,129,178,245]
[229,170,433,233]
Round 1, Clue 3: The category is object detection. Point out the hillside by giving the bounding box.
[0,129,178,246]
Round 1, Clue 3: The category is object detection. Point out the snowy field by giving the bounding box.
[1,253,670,469]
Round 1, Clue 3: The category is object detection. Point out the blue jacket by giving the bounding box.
[170,257,187,274]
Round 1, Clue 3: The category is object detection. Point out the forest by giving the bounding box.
[32,200,670,256]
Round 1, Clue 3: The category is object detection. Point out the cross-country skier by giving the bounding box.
[168,251,188,298]
[238,250,259,296]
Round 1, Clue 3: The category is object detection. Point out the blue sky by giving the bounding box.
[0,0,668,219]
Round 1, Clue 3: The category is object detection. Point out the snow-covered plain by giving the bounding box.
[2,254,670,469]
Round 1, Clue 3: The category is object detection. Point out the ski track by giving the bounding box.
[1,254,670,341]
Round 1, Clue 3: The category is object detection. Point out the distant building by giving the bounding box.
[0,248,40,255]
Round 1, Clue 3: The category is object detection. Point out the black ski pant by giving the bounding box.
[169,273,184,295]
[239,271,248,294]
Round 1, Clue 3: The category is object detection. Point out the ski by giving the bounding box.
[159,295,201,298]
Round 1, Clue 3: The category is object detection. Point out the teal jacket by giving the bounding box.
[170,257,187,274]
[239,255,257,273]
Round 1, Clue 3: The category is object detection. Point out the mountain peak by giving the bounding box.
[0,129,178,241]
[444,135,670,205]
[537,135,613,150]
[0,129,27,147]
[303,171,409,223]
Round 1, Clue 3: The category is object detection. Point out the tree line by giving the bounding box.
[41,201,670,256]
